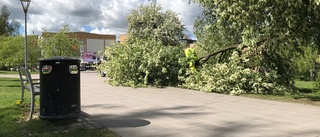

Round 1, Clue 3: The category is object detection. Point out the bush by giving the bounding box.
[292,46,317,81]
[99,40,184,87]
[179,51,295,95]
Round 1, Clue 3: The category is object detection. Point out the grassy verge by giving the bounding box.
[0,70,39,75]
[242,80,320,106]
[0,70,19,74]
[0,77,118,137]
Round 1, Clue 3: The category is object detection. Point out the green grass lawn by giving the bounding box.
[0,77,118,137]
[242,80,320,106]
[0,70,19,74]
[0,70,39,75]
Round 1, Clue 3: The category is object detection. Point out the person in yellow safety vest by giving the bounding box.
[184,45,198,71]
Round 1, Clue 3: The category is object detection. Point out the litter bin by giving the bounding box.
[39,56,81,119]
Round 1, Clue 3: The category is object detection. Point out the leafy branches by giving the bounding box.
[191,0,320,86]
[127,4,185,46]
[101,40,184,87]
[0,5,20,36]
[39,25,81,58]
[180,51,295,95]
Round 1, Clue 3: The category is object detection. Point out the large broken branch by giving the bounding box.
[197,38,269,65]
[197,44,241,64]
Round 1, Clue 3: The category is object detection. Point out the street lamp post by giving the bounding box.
[20,0,31,69]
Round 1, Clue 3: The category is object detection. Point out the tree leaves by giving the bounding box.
[39,25,81,59]
[0,5,20,36]
[192,0,320,86]
[127,4,185,46]
[100,40,184,87]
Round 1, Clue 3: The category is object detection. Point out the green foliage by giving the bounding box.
[0,5,20,36]
[99,40,184,87]
[193,0,320,46]
[191,0,320,87]
[179,51,295,95]
[0,36,24,68]
[28,35,41,69]
[39,25,81,59]
[292,46,317,80]
[314,72,320,92]
[0,35,41,69]
[98,4,186,87]
[127,4,185,46]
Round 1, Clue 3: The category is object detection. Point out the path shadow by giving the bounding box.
[82,111,151,128]
[81,105,208,129]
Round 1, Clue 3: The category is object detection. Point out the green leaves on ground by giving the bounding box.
[180,51,295,95]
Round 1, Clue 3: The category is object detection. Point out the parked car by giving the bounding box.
[80,60,97,71]
[80,62,86,71]
[86,61,96,70]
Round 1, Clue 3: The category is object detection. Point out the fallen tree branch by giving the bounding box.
[197,44,241,64]
[197,38,269,65]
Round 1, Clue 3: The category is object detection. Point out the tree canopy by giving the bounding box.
[39,25,81,59]
[192,0,320,85]
[0,35,40,69]
[127,4,185,46]
[193,0,320,47]
[0,5,20,36]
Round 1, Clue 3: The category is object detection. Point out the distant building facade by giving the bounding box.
[41,31,116,62]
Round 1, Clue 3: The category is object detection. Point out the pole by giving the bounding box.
[21,0,30,69]
[24,12,28,69]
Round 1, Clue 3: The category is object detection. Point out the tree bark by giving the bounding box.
[197,44,241,64]
[197,38,268,65]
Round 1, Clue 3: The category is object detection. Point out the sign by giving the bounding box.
[83,52,99,63]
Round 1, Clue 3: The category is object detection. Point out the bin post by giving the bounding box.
[39,56,81,119]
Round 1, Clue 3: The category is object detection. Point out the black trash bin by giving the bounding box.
[39,56,81,119]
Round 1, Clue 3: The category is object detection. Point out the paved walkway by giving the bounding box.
[2,72,320,136]
[80,71,320,137]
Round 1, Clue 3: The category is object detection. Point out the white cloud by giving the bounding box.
[3,0,202,39]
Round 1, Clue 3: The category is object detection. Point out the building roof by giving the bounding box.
[42,31,116,40]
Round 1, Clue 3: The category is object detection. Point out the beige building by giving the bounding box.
[73,32,116,53]
[119,34,196,46]
[42,31,116,53]
[119,34,128,44]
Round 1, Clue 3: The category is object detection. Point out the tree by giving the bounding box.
[127,4,185,46]
[0,36,23,68]
[0,35,41,70]
[98,4,186,87]
[39,25,81,59]
[192,0,320,85]
[0,5,20,36]
[28,35,41,69]
[99,40,184,87]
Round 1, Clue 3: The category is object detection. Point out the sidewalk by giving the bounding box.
[80,71,320,137]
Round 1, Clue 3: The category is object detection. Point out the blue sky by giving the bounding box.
[4,0,202,40]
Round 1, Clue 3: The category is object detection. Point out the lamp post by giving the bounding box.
[20,0,31,69]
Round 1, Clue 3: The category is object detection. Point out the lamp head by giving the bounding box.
[20,0,31,13]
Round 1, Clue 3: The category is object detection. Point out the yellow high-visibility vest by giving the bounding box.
[185,48,198,61]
